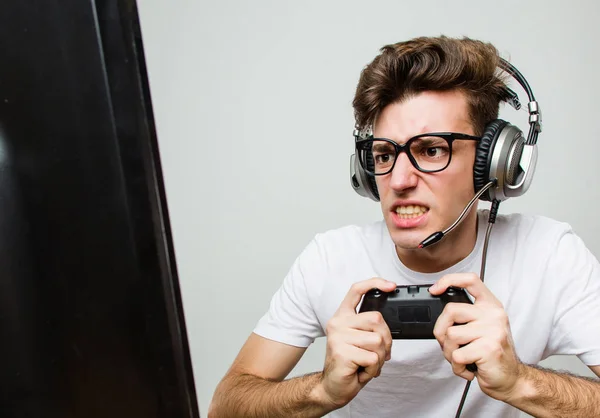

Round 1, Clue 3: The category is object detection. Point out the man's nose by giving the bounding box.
[389,152,418,192]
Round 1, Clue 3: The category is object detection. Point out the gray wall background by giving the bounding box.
[136,1,599,416]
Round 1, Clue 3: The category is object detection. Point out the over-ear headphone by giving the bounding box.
[350,58,542,202]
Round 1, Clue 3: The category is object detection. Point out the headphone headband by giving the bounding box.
[498,58,542,144]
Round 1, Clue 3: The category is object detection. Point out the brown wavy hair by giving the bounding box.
[352,36,509,135]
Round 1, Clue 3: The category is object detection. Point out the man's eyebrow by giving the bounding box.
[416,136,446,143]
[372,142,395,151]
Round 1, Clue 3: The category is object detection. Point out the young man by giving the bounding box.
[209,36,600,417]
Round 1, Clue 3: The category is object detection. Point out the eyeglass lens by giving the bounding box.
[364,136,451,173]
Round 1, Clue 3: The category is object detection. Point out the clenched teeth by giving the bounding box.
[395,205,428,218]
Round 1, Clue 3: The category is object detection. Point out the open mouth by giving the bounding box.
[394,205,429,219]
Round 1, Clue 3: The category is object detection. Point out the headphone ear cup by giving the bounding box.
[364,150,380,201]
[473,119,508,202]
[504,135,526,186]
[350,152,379,202]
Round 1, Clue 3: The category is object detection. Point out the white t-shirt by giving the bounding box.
[253,210,600,417]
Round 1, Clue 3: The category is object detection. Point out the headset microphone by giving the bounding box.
[417,180,496,249]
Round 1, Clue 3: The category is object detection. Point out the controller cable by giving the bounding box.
[454,198,501,418]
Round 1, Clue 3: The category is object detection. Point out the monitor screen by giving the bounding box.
[0,1,199,417]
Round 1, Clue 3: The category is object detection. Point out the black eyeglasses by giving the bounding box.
[355,132,481,175]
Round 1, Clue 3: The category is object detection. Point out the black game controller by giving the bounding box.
[359,284,477,372]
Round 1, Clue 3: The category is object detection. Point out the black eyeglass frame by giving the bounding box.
[355,132,481,175]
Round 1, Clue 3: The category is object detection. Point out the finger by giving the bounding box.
[342,328,388,370]
[338,278,397,315]
[438,329,477,380]
[451,339,485,372]
[451,358,476,381]
[358,369,373,384]
[441,330,460,363]
[433,303,479,346]
[346,344,382,380]
[429,273,499,305]
[441,324,484,366]
[347,312,393,360]
[448,340,481,380]
[444,323,490,347]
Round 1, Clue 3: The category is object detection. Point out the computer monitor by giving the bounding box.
[0,1,200,417]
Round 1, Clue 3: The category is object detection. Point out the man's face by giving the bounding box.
[373,90,478,251]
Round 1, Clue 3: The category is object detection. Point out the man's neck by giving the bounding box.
[395,211,479,273]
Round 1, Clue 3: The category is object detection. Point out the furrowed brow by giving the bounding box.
[372,143,395,152]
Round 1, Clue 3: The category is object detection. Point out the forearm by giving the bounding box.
[503,363,600,418]
[208,371,336,418]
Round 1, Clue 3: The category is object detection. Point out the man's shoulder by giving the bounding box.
[313,220,388,246]
[480,209,573,244]
[300,220,389,264]
[292,220,390,283]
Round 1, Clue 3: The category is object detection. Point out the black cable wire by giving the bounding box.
[455,380,472,418]
[454,199,501,418]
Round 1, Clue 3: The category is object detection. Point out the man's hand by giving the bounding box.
[316,278,396,409]
[430,273,523,401]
